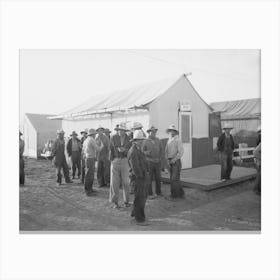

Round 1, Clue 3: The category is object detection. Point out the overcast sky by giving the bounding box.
[20,49,260,119]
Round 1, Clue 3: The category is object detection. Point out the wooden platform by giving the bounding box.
[161,164,257,191]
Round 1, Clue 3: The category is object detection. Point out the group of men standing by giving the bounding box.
[19,121,261,225]
[49,122,185,225]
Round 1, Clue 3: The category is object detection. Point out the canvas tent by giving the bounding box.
[23,113,62,158]
[51,74,221,168]
[210,98,261,134]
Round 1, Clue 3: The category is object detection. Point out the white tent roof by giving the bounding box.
[51,74,210,119]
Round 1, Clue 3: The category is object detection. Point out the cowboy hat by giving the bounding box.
[115,123,128,131]
[88,128,96,136]
[96,125,105,132]
[70,131,78,136]
[166,124,178,133]
[80,129,88,134]
[132,122,143,130]
[57,129,65,135]
[147,126,158,133]
[104,128,111,133]
[223,123,234,130]
[133,130,145,140]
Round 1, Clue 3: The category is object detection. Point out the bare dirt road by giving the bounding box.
[20,158,261,232]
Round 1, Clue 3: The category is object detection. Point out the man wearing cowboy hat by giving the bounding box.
[217,123,235,181]
[80,129,88,184]
[128,130,149,225]
[66,131,82,180]
[104,128,111,139]
[82,128,103,196]
[52,130,72,185]
[131,121,146,138]
[165,124,185,199]
[19,131,25,185]
[95,126,110,188]
[142,126,163,198]
[109,123,131,208]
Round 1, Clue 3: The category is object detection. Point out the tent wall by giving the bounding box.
[221,119,261,135]
[148,76,210,139]
[23,117,37,158]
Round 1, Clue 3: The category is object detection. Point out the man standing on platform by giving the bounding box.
[109,123,131,208]
[128,130,149,225]
[82,128,103,196]
[66,131,82,180]
[19,131,25,186]
[80,129,88,184]
[217,123,235,181]
[142,126,163,198]
[95,126,110,188]
[165,124,185,199]
[52,130,73,186]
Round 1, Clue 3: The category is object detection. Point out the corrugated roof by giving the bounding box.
[53,74,211,119]
[26,113,62,132]
[210,98,261,120]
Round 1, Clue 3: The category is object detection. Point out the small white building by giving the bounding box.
[23,113,62,158]
[51,74,220,168]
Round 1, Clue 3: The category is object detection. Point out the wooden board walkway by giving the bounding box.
[161,164,257,191]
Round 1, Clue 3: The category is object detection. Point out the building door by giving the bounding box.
[179,112,192,169]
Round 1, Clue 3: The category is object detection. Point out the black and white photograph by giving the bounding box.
[19,49,261,232]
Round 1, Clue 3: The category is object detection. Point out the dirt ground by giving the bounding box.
[20,158,261,232]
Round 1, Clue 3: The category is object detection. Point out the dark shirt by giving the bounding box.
[110,134,131,160]
[217,133,234,154]
[66,138,82,157]
[142,136,163,163]
[96,133,110,160]
[128,143,149,179]
[52,138,67,165]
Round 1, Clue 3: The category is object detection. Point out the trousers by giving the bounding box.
[146,161,161,196]
[19,156,25,185]
[71,151,81,178]
[97,158,110,186]
[220,152,233,180]
[55,157,71,184]
[169,159,185,198]
[132,177,147,222]
[81,158,85,183]
[84,157,95,193]
[254,164,261,194]
[109,158,130,204]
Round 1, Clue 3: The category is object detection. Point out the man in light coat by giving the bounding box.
[165,124,185,199]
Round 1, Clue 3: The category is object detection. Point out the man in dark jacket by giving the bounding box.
[95,126,110,187]
[52,130,72,185]
[19,131,25,185]
[66,131,82,179]
[142,126,163,198]
[80,129,88,183]
[217,123,235,181]
[128,130,149,225]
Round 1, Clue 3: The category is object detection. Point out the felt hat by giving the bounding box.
[88,128,96,136]
[132,122,143,130]
[223,123,234,130]
[80,129,88,134]
[115,123,128,131]
[96,125,105,132]
[104,128,111,133]
[57,129,65,135]
[166,124,179,133]
[147,126,158,133]
[133,130,145,140]
[70,131,78,136]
